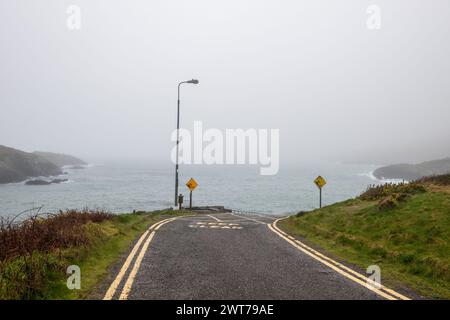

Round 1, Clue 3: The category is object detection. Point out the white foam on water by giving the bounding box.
[358,170,408,184]
[1,163,400,217]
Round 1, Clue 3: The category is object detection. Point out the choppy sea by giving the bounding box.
[0,161,396,219]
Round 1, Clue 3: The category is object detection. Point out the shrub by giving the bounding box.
[416,174,450,186]
[0,209,113,299]
[0,209,113,263]
[360,182,426,201]
[0,252,62,299]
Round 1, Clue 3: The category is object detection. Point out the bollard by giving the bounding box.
[178,194,184,210]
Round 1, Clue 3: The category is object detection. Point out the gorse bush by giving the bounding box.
[360,173,450,201]
[359,182,426,201]
[416,174,450,186]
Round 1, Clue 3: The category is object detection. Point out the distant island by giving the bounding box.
[0,145,86,184]
[373,157,450,180]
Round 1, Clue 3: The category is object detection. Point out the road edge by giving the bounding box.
[269,217,411,301]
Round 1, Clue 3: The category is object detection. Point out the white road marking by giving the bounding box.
[232,210,282,219]
[189,222,243,230]
[208,214,222,222]
[230,212,267,225]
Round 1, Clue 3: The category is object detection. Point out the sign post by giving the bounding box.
[314,176,327,208]
[185,178,198,209]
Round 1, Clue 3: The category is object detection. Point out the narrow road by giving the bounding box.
[104,211,408,300]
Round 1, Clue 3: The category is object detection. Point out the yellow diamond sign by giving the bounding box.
[186,178,198,191]
[314,176,326,189]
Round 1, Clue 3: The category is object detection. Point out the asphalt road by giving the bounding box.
[104,211,411,300]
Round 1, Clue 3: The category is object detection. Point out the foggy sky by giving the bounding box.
[1,1,449,165]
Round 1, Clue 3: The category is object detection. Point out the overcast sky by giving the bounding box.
[1,1,449,165]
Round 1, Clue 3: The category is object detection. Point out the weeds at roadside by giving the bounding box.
[0,209,113,299]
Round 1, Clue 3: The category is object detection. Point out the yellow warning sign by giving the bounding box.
[186,178,198,191]
[314,176,326,189]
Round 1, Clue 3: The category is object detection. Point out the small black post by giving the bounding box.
[178,194,183,210]
[189,190,193,209]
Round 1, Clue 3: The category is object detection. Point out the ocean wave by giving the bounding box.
[62,163,95,170]
[358,171,407,184]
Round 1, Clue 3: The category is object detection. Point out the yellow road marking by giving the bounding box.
[267,224,394,300]
[272,220,410,300]
[119,231,156,300]
[103,217,175,300]
[119,218,176,300]
[269,218,411,300]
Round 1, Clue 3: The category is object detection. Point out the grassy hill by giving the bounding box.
[280,175,450,299]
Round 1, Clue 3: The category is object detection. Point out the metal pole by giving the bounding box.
[175,83,181,207]
[173,79,198,207]
[319,188,322,208]
[189,190,192,209]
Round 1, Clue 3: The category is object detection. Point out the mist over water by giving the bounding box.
[1,2,449,220]
[0,161,384,218]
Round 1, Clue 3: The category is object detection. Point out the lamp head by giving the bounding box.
[186,79,199,84]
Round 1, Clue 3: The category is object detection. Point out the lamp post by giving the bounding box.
[175,79,199,207]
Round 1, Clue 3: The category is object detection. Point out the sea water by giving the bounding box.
[0,161,391,219]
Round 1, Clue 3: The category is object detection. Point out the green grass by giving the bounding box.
[0,209,193,299]
[279,187,450,299]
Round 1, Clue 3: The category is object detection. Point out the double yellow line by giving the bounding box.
[268,218,411,300]
[104,213,410,300]
[103,216,179,300]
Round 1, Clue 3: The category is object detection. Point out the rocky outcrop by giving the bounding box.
[25,179,52,186]
[0,145,86,184]
[0,145,63,184]
[25,178,68,186]
[374,158,450,181]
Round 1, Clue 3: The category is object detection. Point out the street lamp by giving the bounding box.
[175,79,199,207]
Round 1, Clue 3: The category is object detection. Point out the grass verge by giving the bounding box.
[0,209,192,299]
[279,182,450,299]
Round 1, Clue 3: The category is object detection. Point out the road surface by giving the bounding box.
[104,211,409,300]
